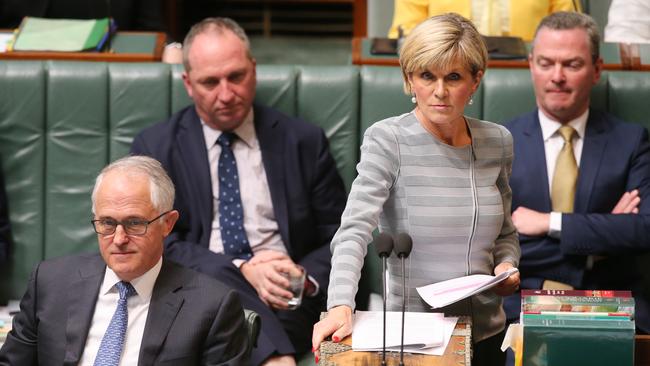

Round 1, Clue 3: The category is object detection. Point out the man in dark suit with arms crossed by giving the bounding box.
[504,11,650,333]
[0,155,248,365]
[131,17,347,366]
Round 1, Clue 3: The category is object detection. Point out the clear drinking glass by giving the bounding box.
[284,264,306,310]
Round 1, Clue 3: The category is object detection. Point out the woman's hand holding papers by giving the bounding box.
[311,305,353,363]
[492,262,520,296]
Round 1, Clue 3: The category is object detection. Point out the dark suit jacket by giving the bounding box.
[130,104,347,293]
[504,109,650,330]
[0,254,249,365]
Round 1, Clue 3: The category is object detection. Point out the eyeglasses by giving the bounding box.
[91,211,171,236]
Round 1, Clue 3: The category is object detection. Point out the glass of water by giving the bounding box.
[284,264,306,310]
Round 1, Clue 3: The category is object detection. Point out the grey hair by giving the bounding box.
[91,155,175,214]
[532,11,600,63]
[182,17,252,71]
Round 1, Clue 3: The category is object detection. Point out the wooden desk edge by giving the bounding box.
[352,37,643,71]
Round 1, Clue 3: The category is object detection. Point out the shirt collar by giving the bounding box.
[100,257,162,301]
[538,109,588,142]
[201,108,256,149]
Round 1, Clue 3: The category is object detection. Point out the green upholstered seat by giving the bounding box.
[0,60,649,318]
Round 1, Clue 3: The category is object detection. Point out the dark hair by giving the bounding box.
[532,11,600,63]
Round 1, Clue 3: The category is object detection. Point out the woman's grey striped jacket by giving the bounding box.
[327,111,520,342]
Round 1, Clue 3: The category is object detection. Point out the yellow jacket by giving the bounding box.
[388,0,581,41]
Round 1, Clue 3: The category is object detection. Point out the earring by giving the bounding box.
[468,97,474,105]
[411,95,417,103]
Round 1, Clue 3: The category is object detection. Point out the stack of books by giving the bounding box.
[521,290,635,366]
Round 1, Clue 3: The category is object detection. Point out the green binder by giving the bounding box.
[12,17,110,52]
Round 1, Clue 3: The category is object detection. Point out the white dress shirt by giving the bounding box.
[79,258,162,366]
[201,111,320,295]
[202,110,287,259]
[538,109,588,236]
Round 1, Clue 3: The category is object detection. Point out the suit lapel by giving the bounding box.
[575,110,608,213]
[522,113,553,211]
[176,108,214,245]
[63,255,105,365]
[138,260,186,366]
[254,105,290,250]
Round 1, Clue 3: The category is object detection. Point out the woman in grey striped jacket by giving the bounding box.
[313,13,521,366]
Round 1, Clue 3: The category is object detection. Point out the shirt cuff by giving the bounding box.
[232,258,247,269]
[548,211,562,239]
[305,274,320,297]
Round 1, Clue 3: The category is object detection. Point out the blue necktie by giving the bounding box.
[216,132,253,260]
[94,281,136,366]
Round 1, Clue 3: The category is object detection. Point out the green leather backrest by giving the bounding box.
[256,65,298,116]
[607,71,650,131]
[295,66,359,190]
[0,62,46,300]
[0,61,362,300]
[1,61,649,303]
[45,62,108,259]
[109,63,172,161]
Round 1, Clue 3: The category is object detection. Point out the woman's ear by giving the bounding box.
[406,72,415,92]
[472,70,484,92]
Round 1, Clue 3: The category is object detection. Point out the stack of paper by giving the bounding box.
[417,268,519,309]
[352,311,458,356]
[12,17,111,52]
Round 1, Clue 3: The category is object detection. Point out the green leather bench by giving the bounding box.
[1,61,649,307]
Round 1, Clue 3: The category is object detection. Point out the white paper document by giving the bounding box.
[417,268,519,309]
[352,311,459,356]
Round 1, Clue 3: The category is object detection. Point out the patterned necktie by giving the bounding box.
[94,281,136,366]
[216,132,252,259]
[551,125,578,213]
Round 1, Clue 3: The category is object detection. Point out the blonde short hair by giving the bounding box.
[399,13,487,94]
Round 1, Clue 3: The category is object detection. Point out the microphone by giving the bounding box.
[374,233,394,366]
[393,233,413,366]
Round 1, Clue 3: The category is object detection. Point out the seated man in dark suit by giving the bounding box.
[0,155,249,365]
[0,161,11,264]
[130,17,347,366]
[504,11,650,333]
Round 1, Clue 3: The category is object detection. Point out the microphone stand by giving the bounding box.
[394,233,413,366]
[400,256,406,366]
[374,233,394,366]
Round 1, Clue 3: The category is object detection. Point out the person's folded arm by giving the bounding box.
[561,129,650,255]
